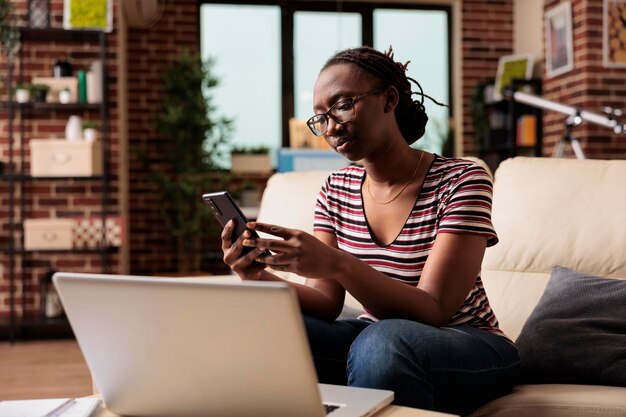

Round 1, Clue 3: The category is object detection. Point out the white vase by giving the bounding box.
[83,128,97,142]
[65,115,83,142]
[15,88,30,103]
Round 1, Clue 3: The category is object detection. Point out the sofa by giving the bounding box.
[249,156,626,417]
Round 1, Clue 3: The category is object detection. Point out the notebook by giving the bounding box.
[53,272,394,417]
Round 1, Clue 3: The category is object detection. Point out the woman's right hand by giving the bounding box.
[221,219,266,280]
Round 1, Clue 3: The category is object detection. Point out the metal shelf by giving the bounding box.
[0,101,102,112]
[0,174,103,181]
[19,27,102,43]
[1,26,111,343]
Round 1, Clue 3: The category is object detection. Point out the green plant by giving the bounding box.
[30,83,50,93]
[470,79,494,154]
[0,0,20,61]
[150,49,233,272]
[15,82,30,90]
[82,119,99,129]
[231,145,270,155]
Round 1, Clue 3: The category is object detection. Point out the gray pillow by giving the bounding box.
[516,266,626,386]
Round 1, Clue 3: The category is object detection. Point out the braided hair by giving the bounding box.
[322,46,448,145]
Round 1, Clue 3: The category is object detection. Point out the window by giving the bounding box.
[373,8,450,153]
[293,11,362,121]
[199,2,451,163]
[199,4,281,154]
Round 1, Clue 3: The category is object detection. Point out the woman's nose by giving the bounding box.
[325,117,343,136]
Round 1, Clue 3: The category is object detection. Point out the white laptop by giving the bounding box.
[53,272,394,417]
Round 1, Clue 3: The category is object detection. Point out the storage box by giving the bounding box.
[277,149,349,172]
[30,139,102,177]
[231,153,273,174]
[24,219,74,250]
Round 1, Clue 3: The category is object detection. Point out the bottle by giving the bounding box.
[77,70,87,103]
[53,56,73,77]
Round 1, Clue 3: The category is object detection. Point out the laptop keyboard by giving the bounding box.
[324,403,342,414]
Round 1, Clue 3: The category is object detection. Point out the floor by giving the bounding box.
[0,339,92,400]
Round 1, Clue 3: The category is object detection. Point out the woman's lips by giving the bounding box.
[334,137,351,151]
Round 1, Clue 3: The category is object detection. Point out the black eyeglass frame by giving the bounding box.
[306,87,387,136]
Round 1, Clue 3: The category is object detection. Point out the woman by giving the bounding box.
[221,46,519,415]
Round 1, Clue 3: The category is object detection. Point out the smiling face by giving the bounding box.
[312,63,397,162]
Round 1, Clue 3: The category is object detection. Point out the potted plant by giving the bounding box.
[30,83,50,103]
[149,49,233,273]
[82,120,98,142]
[14,82,31,103]
[0,0,20,61]
[231,146,272,174]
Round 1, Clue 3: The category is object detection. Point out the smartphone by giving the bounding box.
[202,191,268,258]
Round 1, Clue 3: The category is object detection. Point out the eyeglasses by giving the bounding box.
[306,87,386,136]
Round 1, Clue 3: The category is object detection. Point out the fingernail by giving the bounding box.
[242,239,252,246]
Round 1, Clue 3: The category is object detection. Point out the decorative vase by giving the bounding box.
[15,88,30,103]
[83,128,98,142]
[65,115,83,142]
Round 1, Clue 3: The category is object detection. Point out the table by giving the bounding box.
[93,402,457,417]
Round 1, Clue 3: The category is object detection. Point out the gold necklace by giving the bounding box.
[366,151,423,205]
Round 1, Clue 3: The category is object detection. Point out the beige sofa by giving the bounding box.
[252,157,626,417]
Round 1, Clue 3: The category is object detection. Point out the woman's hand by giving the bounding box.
[244,222,340,279]
[221,219,267,280]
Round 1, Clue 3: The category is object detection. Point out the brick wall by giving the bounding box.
[543,0,626,159]
[126,0,201,274]
[461,0,514,155]
[0,0,120,317]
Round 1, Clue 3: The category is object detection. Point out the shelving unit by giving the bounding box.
[481,78,543,172]
[0,28,112,341]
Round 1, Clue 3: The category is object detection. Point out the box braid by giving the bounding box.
[322,46,449,145]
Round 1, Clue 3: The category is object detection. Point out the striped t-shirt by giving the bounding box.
[314,155,503,336]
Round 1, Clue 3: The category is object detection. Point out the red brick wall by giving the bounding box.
[126,0,201,274]
[461,0,514,155]
[0,0,120,317]
[543,0,626,158]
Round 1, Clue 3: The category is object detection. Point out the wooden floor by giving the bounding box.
[0,339,92,400]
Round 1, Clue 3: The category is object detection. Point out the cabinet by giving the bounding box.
[0,28,112,341]
[481,78,543,173]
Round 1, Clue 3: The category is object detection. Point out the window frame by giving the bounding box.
[197,1,453,148]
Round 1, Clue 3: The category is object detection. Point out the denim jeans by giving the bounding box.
[303,315,520,416]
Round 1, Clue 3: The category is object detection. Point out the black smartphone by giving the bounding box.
[202,191,268,258]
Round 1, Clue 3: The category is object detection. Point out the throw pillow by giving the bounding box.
[516,266,626,386]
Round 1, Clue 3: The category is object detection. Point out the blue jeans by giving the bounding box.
[303,316,520,416]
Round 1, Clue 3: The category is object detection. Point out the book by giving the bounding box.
[0,398,101,417]
[516,115,537,146]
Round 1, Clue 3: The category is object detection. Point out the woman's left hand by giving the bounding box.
[243,222,339,279]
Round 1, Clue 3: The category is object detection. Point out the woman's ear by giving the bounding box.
[383,86,399,113]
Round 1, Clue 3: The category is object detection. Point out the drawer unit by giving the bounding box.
[30,139,102,177]
[24,219,74,251]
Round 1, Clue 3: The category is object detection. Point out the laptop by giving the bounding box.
[53,272,394,417]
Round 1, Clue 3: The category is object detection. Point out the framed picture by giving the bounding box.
[492,54,534,101]
[603,0,626,67]
[545,2,574,78]
[63,0,112,32]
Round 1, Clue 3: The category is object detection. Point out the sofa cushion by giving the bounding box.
[516,266,626,386]
[468,384,626,417]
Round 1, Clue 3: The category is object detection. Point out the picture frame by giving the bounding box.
[492,54,534,101]
[603,0,626,67]
[63,0,112,32]
[545,2,574,78]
